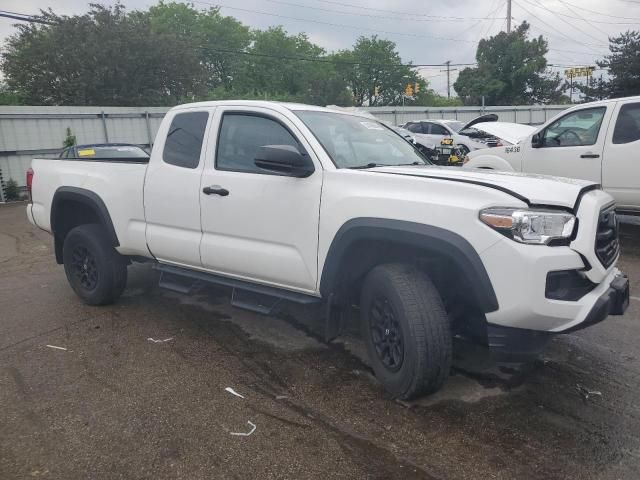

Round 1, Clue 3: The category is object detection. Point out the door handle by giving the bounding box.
[202,185,229,196]
[580,153,600,158]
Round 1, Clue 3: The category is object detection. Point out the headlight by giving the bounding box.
[480,208,576,245]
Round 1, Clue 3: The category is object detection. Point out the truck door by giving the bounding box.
[199,107,323,293]
[522,106,612,183]
[602,100,640,212]
[144,109,212,266]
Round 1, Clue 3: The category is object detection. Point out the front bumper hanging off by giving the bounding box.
[487,273,630,361]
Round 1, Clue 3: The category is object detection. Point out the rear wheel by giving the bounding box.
[361,264,452,399]
[63,224,127,305]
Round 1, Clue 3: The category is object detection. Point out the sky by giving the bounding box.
[0,0,636,96]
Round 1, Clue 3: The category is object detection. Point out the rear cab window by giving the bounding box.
[163,111,209,169]
[613,103,640,144]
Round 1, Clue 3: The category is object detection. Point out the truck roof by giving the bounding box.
[169,100,352,115]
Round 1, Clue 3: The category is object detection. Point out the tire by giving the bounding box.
[62,224,127,305]
[360,263,452,399]
[458,144,470,156]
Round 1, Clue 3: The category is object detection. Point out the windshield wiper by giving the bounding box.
[390,162,427,166]
[348,163,386,169]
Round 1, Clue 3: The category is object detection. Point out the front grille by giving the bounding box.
[595,205,620,267]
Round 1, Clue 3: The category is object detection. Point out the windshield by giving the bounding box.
[446,121,464,132]
[295,111,429,168]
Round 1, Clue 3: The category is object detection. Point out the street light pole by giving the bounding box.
[507,0,512,33]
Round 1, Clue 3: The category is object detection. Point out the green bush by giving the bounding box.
[63,127,76,148]
[4,178,20,201]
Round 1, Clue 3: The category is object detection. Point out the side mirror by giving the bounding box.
[531,132,543,148]
[254,145,314,178]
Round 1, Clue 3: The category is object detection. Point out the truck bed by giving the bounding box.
[28,158,150,257]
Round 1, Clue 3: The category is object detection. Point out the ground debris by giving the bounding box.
[45,345,67,351]
[230,420,256,437]
[146,337,174,343]
[576,383,602,401]
[225,387,245,399]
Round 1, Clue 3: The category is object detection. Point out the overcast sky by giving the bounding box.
[0,0,635,95]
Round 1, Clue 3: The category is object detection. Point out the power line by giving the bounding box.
[0,11,51,24]
[193,1,482,43]
[555,0,640,20]
[522,0,635,27]
[512,0,607,48]
[314,0,507,21]
[195,45,478,67]
[556,0,610,37]
[521,0,608,44]
[260,0,501,23]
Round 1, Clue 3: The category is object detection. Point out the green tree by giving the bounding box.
[1,4,206,105]
[146,2,251,91]
[4,179,20,201]
[575,75,609,102]
[335,36,421,106]
[0,82,22,105]
[237,26,350,105]
[598,31,640,98]
[454,22,563,105]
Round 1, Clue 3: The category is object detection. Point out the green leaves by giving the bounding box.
[454,22,563,106]
[599,31,640,99]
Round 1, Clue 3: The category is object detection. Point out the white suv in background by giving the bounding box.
[400,115,498,153]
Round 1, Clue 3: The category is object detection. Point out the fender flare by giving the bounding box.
[464,153,516,171]
[319,218,499,313]
[51,186,119,247]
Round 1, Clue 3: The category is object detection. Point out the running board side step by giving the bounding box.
[155,264,321,313]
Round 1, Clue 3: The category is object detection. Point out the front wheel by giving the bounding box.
[62,224,127,305]
[361,264,452,400]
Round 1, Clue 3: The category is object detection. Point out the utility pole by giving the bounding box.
[445,61,451,98]
[507,0,512,33]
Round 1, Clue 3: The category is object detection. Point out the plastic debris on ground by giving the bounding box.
[230,421,256,437]
[147,337,174,343]
[576,384,602,400]
[225,387,245,399]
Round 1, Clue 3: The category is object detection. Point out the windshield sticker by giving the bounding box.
[360,121,384,130]
[78,149,96,157]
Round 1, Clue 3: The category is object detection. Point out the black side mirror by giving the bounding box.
[254,145,314,178]
[531,132,543,148]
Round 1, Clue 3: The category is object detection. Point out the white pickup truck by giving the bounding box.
[464,96,640,215]
[26,101,629,399]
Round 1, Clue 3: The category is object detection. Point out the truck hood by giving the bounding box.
[471,122,536,145]
[461,113,498,130]
[369,165,597,209]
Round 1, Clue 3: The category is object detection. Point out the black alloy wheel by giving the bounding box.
[369,296,404,371]
[71,245,98,290]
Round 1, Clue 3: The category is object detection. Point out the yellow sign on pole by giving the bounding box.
[564,66,595,78]
[404,84,414,96]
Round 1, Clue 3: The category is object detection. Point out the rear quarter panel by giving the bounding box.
[30,158,150,256]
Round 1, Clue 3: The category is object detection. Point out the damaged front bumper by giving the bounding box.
[487,273,630,361]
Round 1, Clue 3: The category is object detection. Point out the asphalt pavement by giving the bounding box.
[1,201,640,480]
